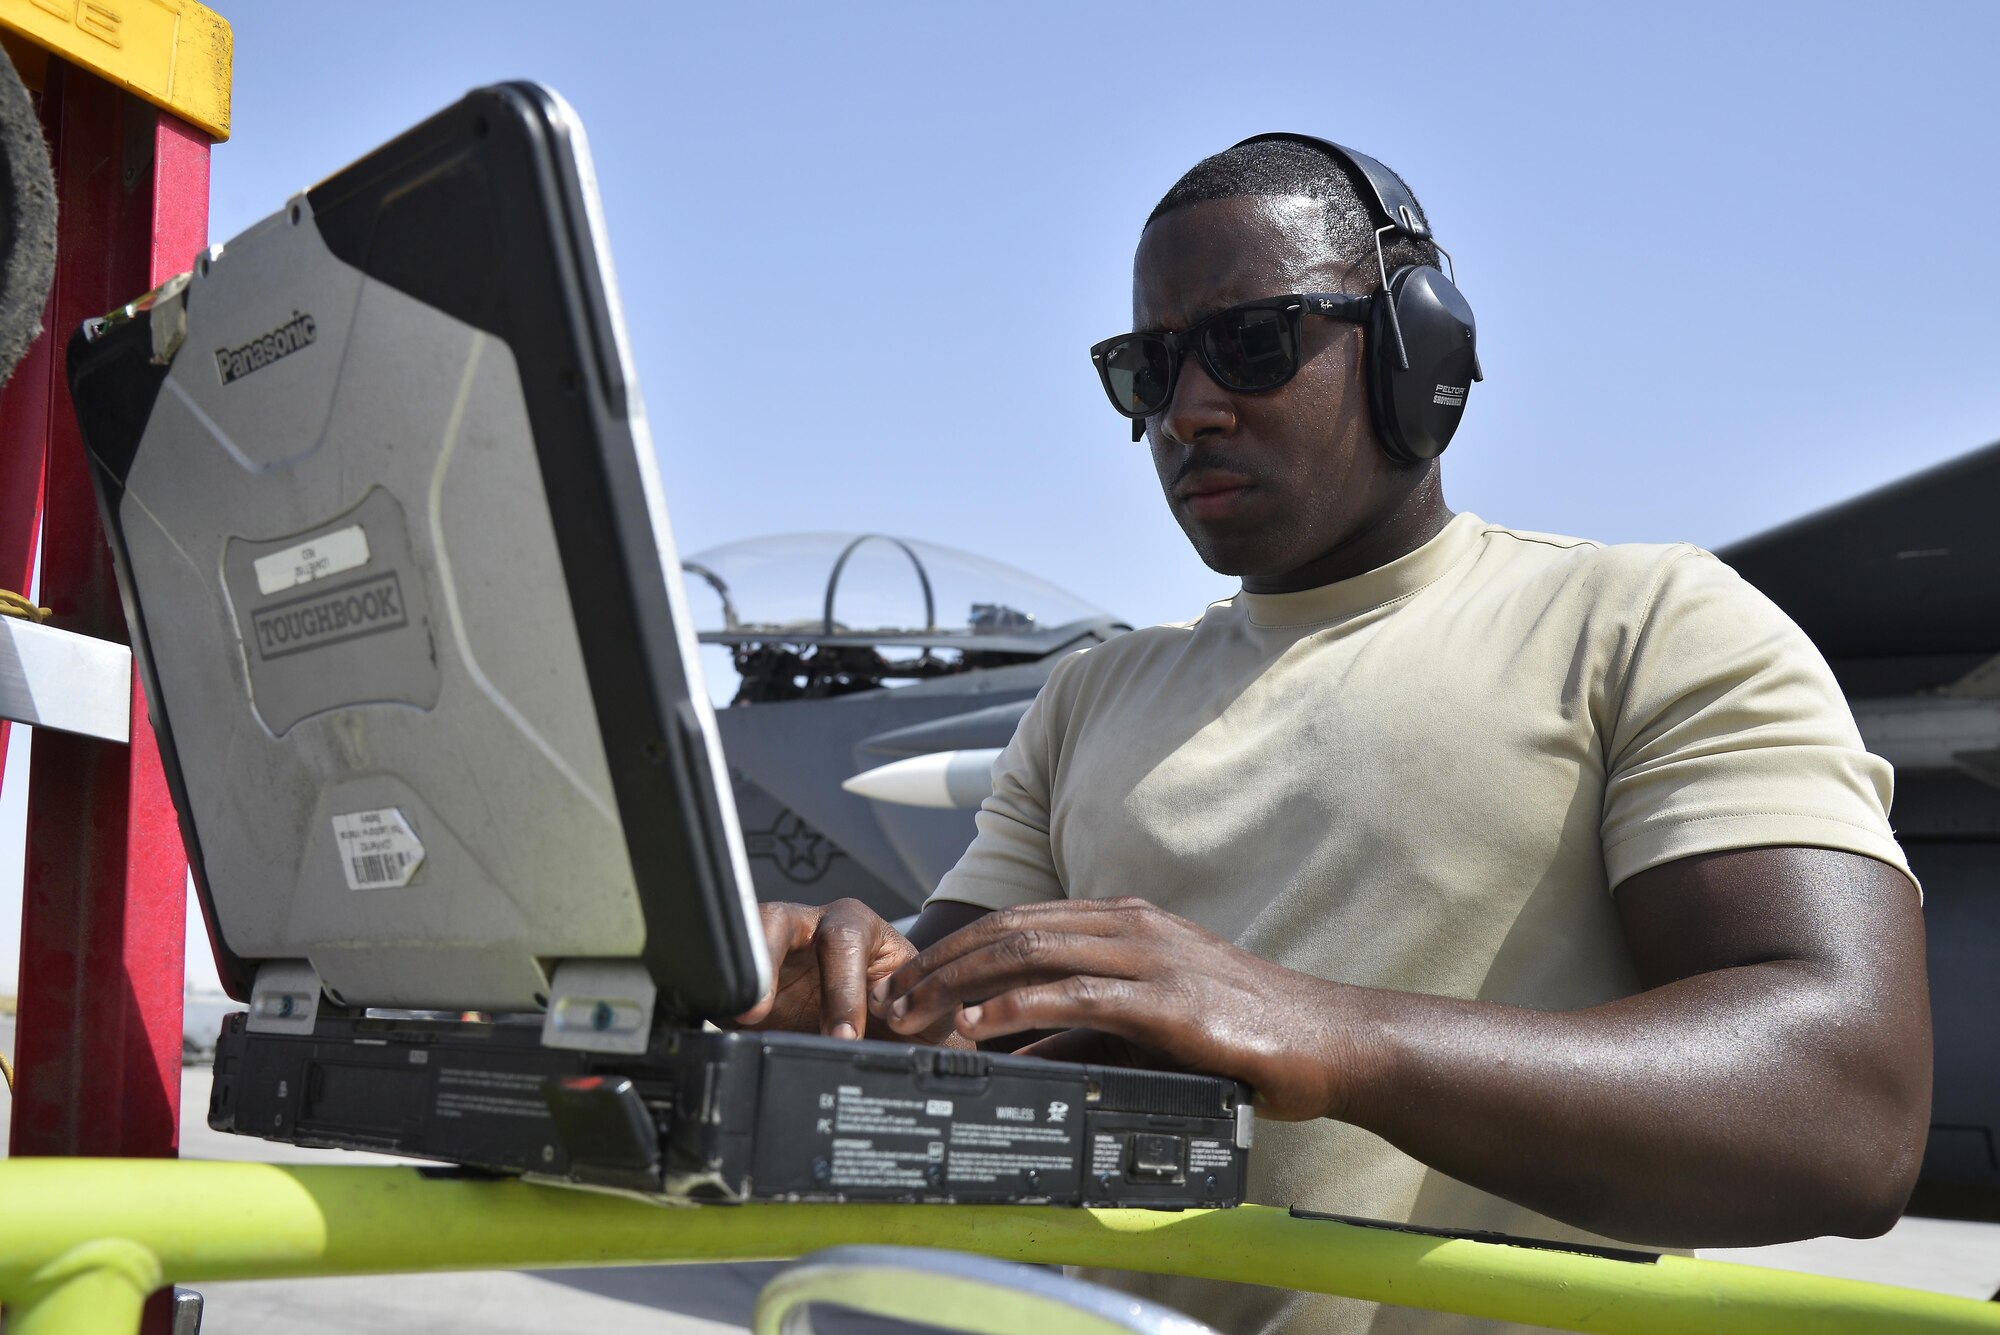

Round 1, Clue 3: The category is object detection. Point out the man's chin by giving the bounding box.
[1182,524,1292,581]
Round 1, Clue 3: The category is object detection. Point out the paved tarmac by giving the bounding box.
[3,1013,1998,1331]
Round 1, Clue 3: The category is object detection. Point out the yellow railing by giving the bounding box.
[0,1159,1997,1334]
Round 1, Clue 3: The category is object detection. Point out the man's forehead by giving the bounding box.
[1133,194,1344,328]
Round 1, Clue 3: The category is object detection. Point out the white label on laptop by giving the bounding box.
[332,807,425,890]
[254,524,371,596]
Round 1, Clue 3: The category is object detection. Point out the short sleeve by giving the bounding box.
[924,659,1075,912]
[1600,548,1914,890]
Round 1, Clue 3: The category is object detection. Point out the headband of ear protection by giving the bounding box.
[1229,133,1481,464]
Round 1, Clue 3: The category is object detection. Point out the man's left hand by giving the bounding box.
[872,896,1360,1120]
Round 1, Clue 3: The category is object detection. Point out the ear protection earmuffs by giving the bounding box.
[1231,134,1481,464]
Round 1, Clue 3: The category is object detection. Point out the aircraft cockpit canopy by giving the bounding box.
[681,533,1127,703]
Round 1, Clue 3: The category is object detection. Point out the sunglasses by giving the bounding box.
[1089,292,1374,428]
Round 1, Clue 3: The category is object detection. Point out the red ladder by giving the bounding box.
[0,8,226,1165]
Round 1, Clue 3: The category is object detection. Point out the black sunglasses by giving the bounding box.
[1089,292,1374,431]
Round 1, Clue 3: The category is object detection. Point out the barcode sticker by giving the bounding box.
[331,807,426,890]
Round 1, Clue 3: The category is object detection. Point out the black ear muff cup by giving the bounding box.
[0,43,54,392]
[1367,264,1479,465]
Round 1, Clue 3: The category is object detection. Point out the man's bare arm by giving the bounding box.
[1334,847,1929,1245]
[876,847,1931,1247]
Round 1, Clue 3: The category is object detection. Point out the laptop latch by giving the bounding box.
[540,1074,664,1192]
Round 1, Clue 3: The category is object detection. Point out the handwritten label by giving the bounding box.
[254,524,370,596]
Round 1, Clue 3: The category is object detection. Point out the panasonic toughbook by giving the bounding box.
[64,83,1250,1208]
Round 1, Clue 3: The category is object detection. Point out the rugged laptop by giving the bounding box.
[64,84,1250,1207]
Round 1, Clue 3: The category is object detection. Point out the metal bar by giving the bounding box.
[0,1163,1996,1335]
[751,1248,1198,1335]
[4,1238,159,1335]
[9,58,204,1165]
[0,616,134,741]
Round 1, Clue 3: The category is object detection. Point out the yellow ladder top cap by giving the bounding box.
[0,0,231,140]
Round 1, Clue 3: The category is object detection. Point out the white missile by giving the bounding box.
[841,748,1004,809]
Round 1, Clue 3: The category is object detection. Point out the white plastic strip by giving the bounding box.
[0,617,132,742]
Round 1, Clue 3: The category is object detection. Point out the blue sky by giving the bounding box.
[5,1,1999,991]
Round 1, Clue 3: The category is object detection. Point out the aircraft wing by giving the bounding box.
[1719,440,2000,673]
[1720,437,2000,1210]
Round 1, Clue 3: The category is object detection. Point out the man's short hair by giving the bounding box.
[1146,138,1440,288]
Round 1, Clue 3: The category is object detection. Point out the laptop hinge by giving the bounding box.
[541,959,656,1055]
[246,959,322,1035]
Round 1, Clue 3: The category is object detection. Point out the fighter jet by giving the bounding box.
[680,532,1128,921]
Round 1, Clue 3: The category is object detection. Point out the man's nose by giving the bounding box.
[1161,352,1237,444]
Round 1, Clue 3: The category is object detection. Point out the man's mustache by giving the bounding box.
[1171,451,1260,490]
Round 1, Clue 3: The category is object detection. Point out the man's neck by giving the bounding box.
[1241,474,1454,595]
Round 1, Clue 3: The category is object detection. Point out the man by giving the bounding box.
[738,137,1930,1333]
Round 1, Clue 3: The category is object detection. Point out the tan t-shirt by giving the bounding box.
[927,511,1911,1335]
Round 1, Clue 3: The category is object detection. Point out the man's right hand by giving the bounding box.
[734,898,972,1045]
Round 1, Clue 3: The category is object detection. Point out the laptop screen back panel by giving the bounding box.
[67,85,767,1020]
